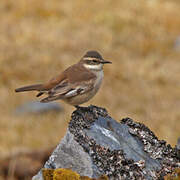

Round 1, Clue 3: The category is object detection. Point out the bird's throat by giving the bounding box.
[83,64,103,71]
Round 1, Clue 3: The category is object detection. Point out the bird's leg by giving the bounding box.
[74,105,84,117]
[75,105,80,109]
[75,105,89,111]
[75,105,85,110]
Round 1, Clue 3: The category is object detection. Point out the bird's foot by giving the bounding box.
[75,105,89,111]
[74,106,91,119]
[75,105,80,109]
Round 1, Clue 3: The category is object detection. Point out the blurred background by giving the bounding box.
[0,0,180,179]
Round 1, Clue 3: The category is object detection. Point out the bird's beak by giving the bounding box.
[102,60,112,64]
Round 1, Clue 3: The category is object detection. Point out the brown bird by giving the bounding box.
[15,51,112,108]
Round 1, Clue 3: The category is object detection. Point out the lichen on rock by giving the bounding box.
[42,168,108,180]
[33,105,180,180]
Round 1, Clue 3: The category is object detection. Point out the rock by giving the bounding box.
[33,105,180,180]
[15,101,63,115]
[176,137,180,159]
[42,168,108,180]
[163,168,180,180]
[177,137,180,150]
[33,131,94,180]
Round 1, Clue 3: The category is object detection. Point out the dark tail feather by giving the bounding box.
[15,84,43,92]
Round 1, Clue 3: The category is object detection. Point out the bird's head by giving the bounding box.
[81,50,112,71]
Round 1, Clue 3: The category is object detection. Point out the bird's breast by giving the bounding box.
[63,70,104,106]
[93,70,104,92]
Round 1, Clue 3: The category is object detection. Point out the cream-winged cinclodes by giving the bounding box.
[15,51,112,108]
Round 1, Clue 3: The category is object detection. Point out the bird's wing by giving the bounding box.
[41,83,94,103]
[48,73,96,97]
[40,64,96,103]
[41,73,67,91]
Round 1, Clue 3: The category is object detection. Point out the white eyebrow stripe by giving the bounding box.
[83,57,99,60]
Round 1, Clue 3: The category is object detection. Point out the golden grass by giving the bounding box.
[0,0,180,157]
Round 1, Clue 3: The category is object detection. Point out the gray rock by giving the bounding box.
[32,131,94,180]
[15,101,62,115]
[177,137,180,150]
[33,105,180,180]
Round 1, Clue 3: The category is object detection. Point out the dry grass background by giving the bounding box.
[0,0,180,161]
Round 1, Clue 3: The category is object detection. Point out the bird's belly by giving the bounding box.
[64,71,104,106]
[64,91,96,105]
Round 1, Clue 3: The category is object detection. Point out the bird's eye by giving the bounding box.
[93,60,97,63]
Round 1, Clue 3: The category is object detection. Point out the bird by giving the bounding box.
[15,50,112,108]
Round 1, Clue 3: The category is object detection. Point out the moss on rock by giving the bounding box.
[42,168,108,180]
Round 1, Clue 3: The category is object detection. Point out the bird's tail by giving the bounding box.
[15,84,43,92]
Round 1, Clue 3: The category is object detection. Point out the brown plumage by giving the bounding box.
[15,84,43,92]
[15,63,96,102]
[15,50,111,106]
